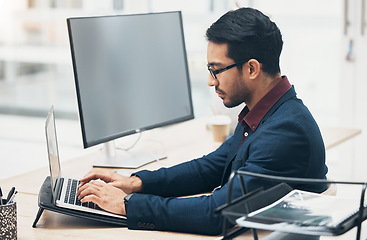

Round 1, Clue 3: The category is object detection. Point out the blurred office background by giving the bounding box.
[0,0,366,181]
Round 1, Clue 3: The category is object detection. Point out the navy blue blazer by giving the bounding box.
[126,86,328,235]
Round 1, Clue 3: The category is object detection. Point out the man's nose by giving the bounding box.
[208,75,218,87]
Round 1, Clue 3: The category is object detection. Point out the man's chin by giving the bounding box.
[223,101,239,108]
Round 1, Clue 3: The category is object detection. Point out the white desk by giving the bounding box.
[320,126,362,150]
[0,117,363,239]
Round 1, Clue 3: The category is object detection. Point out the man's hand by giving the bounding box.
[78,168,142,194]
[77,179,127,215]
[76,168,142,216]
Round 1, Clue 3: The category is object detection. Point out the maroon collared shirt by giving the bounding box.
[238,76,292,144]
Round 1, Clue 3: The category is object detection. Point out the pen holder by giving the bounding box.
[0,199,17,240]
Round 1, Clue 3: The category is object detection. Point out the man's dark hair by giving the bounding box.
[206,7,283,76]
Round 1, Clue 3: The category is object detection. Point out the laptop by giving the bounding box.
[45,105,126,220]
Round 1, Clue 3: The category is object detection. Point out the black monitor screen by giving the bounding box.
[67,11,194,148]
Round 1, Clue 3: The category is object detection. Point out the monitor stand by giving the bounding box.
[93,141,166,169]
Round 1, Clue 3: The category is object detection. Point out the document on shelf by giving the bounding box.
[236,189,366,236]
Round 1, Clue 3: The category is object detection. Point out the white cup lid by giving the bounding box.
[210,115,231,125]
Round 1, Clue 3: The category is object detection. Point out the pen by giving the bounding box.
[6,187,15,203]
[8,191,17,203]
[0,186,3,206]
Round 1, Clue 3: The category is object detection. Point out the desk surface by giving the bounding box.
[0,117,362,240]
[321,126,361,150]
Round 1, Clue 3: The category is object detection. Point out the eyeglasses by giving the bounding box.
[207,60,248,79]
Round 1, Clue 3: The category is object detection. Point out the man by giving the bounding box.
[77,7,328,235]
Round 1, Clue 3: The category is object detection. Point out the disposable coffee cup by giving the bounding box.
[0,200,17,240]
[210,115,231,143]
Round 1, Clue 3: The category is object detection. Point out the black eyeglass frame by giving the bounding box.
[207,60,249,79]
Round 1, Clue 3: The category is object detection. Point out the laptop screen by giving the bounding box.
[45,106,62,202]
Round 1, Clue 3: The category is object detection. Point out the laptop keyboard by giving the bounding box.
[63,178,102,210]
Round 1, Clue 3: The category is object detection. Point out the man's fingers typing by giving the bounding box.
[77,180,103,199]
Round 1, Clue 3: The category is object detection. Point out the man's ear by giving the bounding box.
[247,59,261,79]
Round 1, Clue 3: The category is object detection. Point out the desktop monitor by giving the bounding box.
[67,11,194,168]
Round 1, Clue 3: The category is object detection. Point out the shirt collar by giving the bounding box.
[238,75,292,131]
